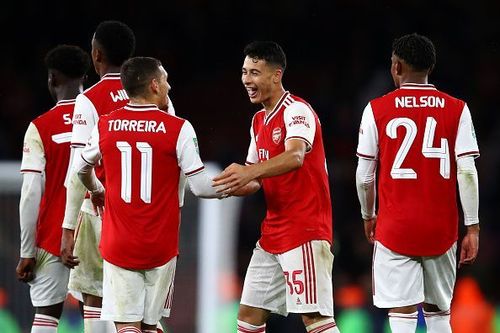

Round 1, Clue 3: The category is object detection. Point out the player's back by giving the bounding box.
[370,83,471,256]
[96,104,186,270]
[32,99,75,256]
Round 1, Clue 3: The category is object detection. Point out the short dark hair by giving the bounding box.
[244,41,287,70]
[44,44,91,79]
[392,33,436,72]
[121,57,163,98]
[94,20,136,67]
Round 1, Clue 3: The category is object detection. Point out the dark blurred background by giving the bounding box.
[0,1,499,332]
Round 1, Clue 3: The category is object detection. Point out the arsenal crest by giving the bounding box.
[272,127,282,144]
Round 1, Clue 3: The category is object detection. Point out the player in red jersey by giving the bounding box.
[16,44,90,333]
[59,20,137,332]
[356,33,480,333]
[213,41,340,333]
[74,57,221,333]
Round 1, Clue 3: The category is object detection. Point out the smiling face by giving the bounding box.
[241,56,282,106]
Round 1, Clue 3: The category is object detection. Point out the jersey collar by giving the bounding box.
[101,73,121,80]
[124,103,160,112]
[264,91,290,125]
[56,99,76,105]
[400,83,437,90]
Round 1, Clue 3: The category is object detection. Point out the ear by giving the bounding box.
[150,78,160,94]
[48,71,58,87]
[273,68,283,84]
[93,48,103,64]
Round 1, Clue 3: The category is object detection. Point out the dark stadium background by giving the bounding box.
[1,1,499,332]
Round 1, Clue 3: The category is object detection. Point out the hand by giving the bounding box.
[459,224,479,268]
[363,216,377,244]
[212,163,257,196]
[60,228,79,269]
[16,257,36,283]
[90,188,105,216]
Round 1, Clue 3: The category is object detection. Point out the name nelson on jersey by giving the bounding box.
[108,119,166,133]
[395,96,445,108]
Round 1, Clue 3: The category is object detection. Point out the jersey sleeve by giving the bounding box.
[283,101,316,151]
[176,120,205,177]
[245,124,258,165]
[81,125,102,166]
[356,103,379,160]
[20,122,45,173]
[455,104,480,160]
[71,93,98,147]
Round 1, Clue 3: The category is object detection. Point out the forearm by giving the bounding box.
[356,158,377,220]
[188,170,223,198]
[248,149,303,180]
[62,171,87,230]
[19,173,43,257]
[231,179,261,196]
[457,156,479,225]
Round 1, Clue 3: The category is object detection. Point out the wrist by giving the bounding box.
[466,223,480,234]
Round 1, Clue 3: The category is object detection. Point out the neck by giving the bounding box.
[399,72,429,85]
[56,81,83,102]
[129,96,157,106]
[262,86,286,114]
[98,64,121,78]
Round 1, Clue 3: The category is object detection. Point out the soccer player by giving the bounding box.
[355,33,480,333]
[74,56,220,333]
[60,20,136,332]
[16,44,90,333]
[213,41,341,333]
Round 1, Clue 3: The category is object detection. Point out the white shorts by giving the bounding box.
[241,240,334,317]
[373,241,456,310]
[68,206,104,297]
[28,248,69,307]
[101,257,177,325]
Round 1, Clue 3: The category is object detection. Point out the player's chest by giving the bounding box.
[254,118,286,161]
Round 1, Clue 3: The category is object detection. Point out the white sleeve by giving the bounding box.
[356,103,379,160]
[20,123,45,173]
[455,104,480,160]
[245,124,258,165]
[284,101,316,151]
[80,125,102,166]
[355,158,377,220]
[176,121,220,198]
[167,98,176,116]
[19,173,44,258]
[457,156,479,225]
[71,93,98,147]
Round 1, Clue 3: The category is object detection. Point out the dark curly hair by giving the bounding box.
[392,33,436,72]
[94,20,136,67]
[244,41,287,70]
[44,44,91,78]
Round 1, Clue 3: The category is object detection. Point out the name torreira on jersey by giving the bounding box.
[107,119,166,133]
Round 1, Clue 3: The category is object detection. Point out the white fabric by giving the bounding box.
[32,314,58,332]
[245,122,259,165]
[62,170,88,230]
[71,93,98,146]
[305,318,340,333]
[373,241,456,310]
[457,156,479,225]
[80,125,102,166]
[388,312,418,333]
[68,212,104,297]
[283,101,316,150]
[424,310,451,333]
[186,170,219,198]
[455,104,480,159]
[241,240,334,317]
[28,248,69,307]
[356,103,379,160]
[19,172,43,257]
[237,320,266,333]
[83,306,116,333]
[355,158,377,220]
[21,122,46,172]
[101,257,177,325]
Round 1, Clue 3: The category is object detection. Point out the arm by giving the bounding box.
[17,123,45,282]
[355,158,378,244]
[457,156,480,267]
[177,121,222,199]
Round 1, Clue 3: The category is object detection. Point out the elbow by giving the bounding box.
[290,151,305,170]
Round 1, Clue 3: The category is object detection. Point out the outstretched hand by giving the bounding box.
[16,257,36,283]
[60,228,79,269]
[212,163,256,196]
[459,224,479,268]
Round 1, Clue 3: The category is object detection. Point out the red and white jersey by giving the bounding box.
[20,99,75,256]
[82,103,205,269]
[357,83,480,256]
[246,91,333,254]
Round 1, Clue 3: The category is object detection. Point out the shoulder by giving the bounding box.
[435,89,466,109]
